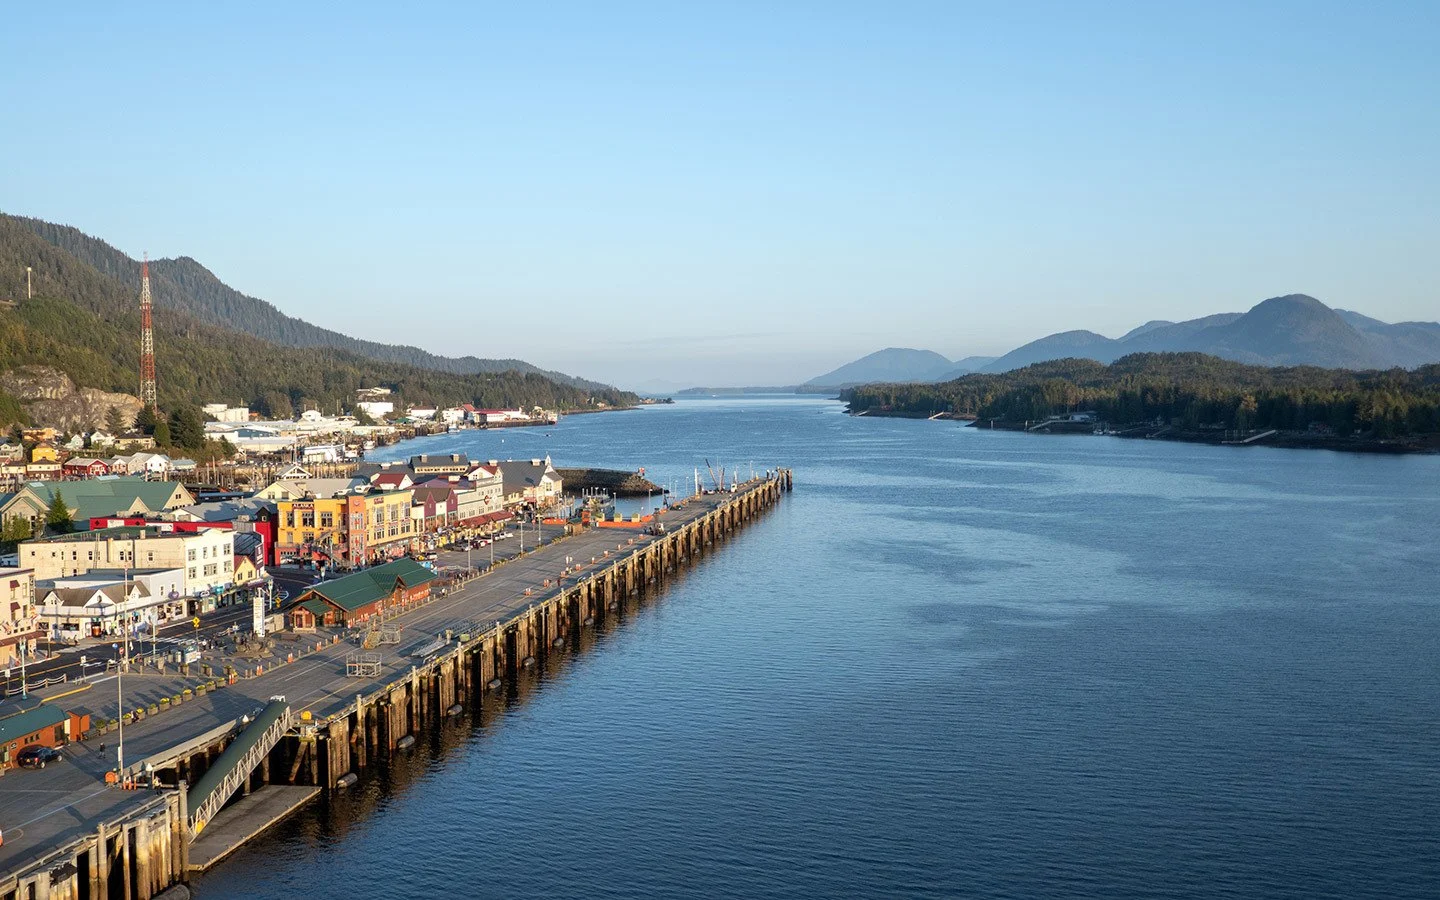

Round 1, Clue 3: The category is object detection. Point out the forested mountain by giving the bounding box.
[843,353,1440,438]
[9,215,618,393]
[0,217,637,428]
[814,296,1439,387]
[982,295,1440,372]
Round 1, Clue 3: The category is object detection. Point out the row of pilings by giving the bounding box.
[2,791,187,900]
[294,473,788,793]
[0,473,790,900]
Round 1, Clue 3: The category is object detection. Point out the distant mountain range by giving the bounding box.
[12,216,619,394]
[809,295,1440,387]
[804,349,998,388]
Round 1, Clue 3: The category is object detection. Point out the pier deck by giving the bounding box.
[186,786,321,873]
[0,473,791,895]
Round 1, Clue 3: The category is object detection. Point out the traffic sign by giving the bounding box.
[192,617,201,629]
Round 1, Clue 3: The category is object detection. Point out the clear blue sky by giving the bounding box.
[3,1,1437,389]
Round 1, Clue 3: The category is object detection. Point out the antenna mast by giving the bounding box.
[139,254,157,410]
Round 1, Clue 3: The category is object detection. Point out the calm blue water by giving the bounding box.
[200,397,1440,899]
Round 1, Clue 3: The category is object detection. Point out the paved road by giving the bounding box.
[0,488,752,877]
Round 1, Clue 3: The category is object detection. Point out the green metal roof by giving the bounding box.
[0,704,66,745]
[14,478,190,523]
[299,558,437,613]
[298,598,331,616]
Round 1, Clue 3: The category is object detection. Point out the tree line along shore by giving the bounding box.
[841,353,1440,453]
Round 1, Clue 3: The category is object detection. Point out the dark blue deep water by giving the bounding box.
[200,397,1440,899]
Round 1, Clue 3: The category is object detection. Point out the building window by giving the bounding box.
[320,512,333,528]
[187,549,196,561]
[204,563,217,576]
[188,567,197,579]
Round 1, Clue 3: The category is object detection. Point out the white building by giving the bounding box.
[110,452,171,477]
[407,408,437,420]
[302,444,344,464]
[36,567,187,638]
[202,404,251,423]
[205,423,298,455]
[356,401,394,419]
[19,526,235,601]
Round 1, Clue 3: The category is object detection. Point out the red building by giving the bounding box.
[86,514,276,567]
[61,458,111,478]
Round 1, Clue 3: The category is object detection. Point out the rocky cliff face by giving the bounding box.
[0,366,142,432]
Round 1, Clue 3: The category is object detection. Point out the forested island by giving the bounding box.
[842,353,1440,452]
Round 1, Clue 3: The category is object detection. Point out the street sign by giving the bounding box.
[192,617,201,629]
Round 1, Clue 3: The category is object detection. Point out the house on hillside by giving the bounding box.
[62,458,111,478]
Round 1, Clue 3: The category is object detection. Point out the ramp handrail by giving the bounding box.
[187,696,291,837]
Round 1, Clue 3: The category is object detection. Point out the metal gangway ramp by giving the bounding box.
[186,696,292,837]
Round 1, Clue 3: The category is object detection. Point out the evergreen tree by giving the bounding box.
[105,405,130,434]
[168,406,205,449]
[135,406,158,435]
[1,515,33,544]
[45,490,72,534]
[153,419,172,447]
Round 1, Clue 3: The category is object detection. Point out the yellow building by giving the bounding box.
[276,489,415,568]
[348,489,416,565]
[30,444,59,463]
[275,496,351,566]
[232,555,259,586]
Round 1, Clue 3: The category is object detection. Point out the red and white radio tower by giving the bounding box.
[139,254,157,410]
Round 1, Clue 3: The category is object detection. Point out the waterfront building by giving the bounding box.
[254,477,367,502]
[497,458,564,507]
[275,488,415,568]
[409,453,472,476]
[286,557,435,629]
[0,705,87,770]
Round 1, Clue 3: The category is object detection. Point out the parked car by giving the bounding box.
[17,746,62,769]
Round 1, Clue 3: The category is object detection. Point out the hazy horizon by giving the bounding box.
[4,3,1437,390]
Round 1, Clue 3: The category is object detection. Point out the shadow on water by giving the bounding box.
[195,538,710,892]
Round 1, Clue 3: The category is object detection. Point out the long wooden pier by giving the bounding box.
[0,469,792,900]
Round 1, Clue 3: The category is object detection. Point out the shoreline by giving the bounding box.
[847,409,1439,455]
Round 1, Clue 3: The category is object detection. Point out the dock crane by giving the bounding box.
[704,458,723,492]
